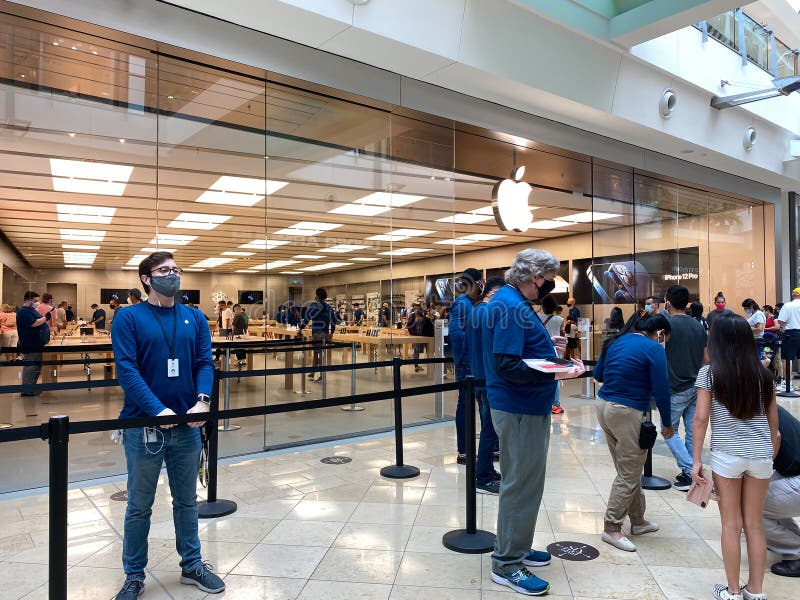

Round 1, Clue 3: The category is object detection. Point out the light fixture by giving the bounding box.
[62,244,100,250]
[50,159,134,196]
[60,228,106,242]
[167,212,231,230]
[141,247,177,253]
[280,271,303,274]
[350,257,380,262]
[527,220,570,229]
[235,269,258,273]
[126,254,148,266]
[195,176,288,207]
[743,127,757,151]
[554,211,621,223]
[221,251,255,256]
[434,234,504,245]
[659,89,677,119]
[300,262,353,271]
[294,254,323,259]
[56,203,116,224]
[320,244,369,253]
[64,265,91,269]
[711,76,800,109]
[149,234,197,246]
[239,239,290,250]
[328,191,426,216]
[379,248,430,256]
[254,260,301,270]
[182,268,205,272]
[62,252,96,264]
[190,257,236,269]
[436,206,496,224]
[273,222,341,236]
[367,228,433,242]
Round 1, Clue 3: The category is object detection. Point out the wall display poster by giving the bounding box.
[486,261,570,305]
[571,246,700,304]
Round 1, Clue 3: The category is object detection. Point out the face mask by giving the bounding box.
[644,304,654,313]
[745,308,753,316]
[536,278,556,298]
[149,273,181,297]
[715,302,725,310]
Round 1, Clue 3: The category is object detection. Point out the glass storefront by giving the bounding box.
[0,11,775,491]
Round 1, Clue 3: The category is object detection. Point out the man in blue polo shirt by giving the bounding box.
[301,288,340,382]
[482,249,585,596]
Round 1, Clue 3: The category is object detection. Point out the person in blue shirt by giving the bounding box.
[466,277,504,494]
[16,290,51,417]
[301,288,340,382]
[482,250,585,596]
[593,310,673,554]
[111,251,223,599]
[89,303,107,330]
[353,303,365,326]
[449,267,484,463]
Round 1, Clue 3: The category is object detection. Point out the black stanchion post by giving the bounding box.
[778,352,799,398]
[380,358,420,479]
[198,370,238,518]
[48,415,69,600]
[641,410,671,490]
[442,377,495,553]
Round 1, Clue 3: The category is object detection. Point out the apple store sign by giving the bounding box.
[492,166,533,232]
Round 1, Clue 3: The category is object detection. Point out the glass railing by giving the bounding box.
[696,10,798,78]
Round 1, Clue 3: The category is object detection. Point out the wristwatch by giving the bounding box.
[196,393,211,405]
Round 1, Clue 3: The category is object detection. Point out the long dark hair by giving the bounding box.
[601,310,671,353]
[707,314,774,420]
[608,307,624,330]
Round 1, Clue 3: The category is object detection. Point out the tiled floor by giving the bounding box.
[1,393,799,599]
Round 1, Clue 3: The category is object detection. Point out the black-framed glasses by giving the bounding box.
[151,267,183,276]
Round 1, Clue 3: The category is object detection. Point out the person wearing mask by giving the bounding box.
[777,288,800,392]
[692,315,778,600]
[540,294,566,415]
[449,267,484,464]
[231,304,249,367]
[483,250,585,595]
[593,311,672,553]
[564,297,580,360]
[690,300,710,331]
[644,295,668,316]
[0,304,19,362]
[378,302,391,327]
[89,303,107,330]
[301,288,339,383]
[663,285,707,491]
[742,299,766,339]
[16,291,52,417]
[763,405,800,578]
[763,305,779,334]
[353,303,365,326]
[127,289,142,305]
[605,307,625,335]
[466,277,504,494]
[65,305,75,323]
[707,291,733,330]
[111,251,222,599]
[36,292,57,334]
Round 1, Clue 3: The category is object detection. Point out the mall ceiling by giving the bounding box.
[0,14,757,275]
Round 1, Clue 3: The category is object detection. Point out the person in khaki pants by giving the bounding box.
[593,310,673,552]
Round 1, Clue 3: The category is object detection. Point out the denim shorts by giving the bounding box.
[711,450,773,479]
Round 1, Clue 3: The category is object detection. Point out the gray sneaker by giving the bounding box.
[180,561,225,594]
[476,480,500,495]
[114,578,144,600]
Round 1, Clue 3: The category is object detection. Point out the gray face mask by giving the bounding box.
[149,273,181,297]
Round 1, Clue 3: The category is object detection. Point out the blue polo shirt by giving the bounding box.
[449,293,474,368]
[466,302,489,388]
[482,284,558,415]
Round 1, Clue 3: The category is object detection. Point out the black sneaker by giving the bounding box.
[674,472,692,492]
[493,451,500,461]
[476,480,500,495]
[180,561,225,594]
[493,470,502,482]
[114,578,144,600]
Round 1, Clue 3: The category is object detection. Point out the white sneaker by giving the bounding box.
[741,585,767,600]
[601,531,636,552]
[776,382,793,392]
[713,584,743,600]
[630,521,659,535]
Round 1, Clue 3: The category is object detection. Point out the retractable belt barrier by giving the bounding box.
[0,353,598,599]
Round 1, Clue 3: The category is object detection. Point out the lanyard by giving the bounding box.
[146,303,178,359]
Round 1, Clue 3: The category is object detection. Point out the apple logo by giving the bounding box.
[492,166,533,232]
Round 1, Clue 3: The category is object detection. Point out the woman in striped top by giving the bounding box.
[692,315,780,600]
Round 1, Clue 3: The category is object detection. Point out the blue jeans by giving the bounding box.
[665,387,696,476]
[476,389,498,484]
[122,425,202,578]
[455,363,468,454]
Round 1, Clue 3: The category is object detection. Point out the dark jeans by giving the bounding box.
[455,363,468,454]
[476,388,498,484]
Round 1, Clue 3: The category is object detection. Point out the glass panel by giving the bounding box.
[707,11,737,51]
[742,14,769,69]
[776,39,797,78]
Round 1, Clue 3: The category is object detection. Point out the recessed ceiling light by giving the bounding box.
[119,138,125,144]
[553,211,621,223]
[196,176,288,207]
[328,191,426,216]
[191,257,235,268]
[367,228,434,242]
[293,254,323,259]
[52,41,59,46]
[68,132,75,137]
[56,203,116,224]
[148,234,197,246]
[350,257,380,262]
[436,206,498,224]
[60,228,106,242]
[167,212,231,230]
[221,251,255,256]
[300,262,352,271]
[182,268,205,272]
[235,269,258,273]
[50,159,134,196]
[252,260,301,270]
[126,254,148,266]
[140,247,177,253]
[63,252,96,264]
[62,244,100,250]
[280,271,302,274]
[120,266,138,270]
[528,220,570,229]
[239,239,290,250]
[320,244,369,253]
[379,248,430,256]
[273,222,341,236]
[64,264,91,269]
[435,233,505,245]
[328,203,388,217]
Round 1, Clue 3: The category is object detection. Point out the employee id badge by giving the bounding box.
[167,358,179,378]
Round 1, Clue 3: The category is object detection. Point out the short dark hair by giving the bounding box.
[91,303,98,309]
[689,300,704,318]
[41,293,53,303]
[138,251,175,293]
[541,294,558,315]
[353,303,359,308]
[218,300,227,306]
[23,291,39,302]
[665,285,690,310]
[316,287,328,301]
[646,295,664,305]
[233,304,241,310]
[461,267,482,284]
[128,288,142,300]
[741,298,760,311]
[483,277,505,294]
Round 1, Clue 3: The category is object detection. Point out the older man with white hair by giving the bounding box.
[481,249,586,596]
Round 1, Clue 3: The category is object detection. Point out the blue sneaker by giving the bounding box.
[180,561,225,593]
[114,577,144,599]
[491,567,550,595]
[522,549,552,567]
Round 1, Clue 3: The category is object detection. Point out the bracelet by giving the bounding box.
[196,394,211,405]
